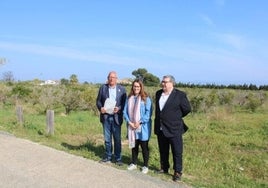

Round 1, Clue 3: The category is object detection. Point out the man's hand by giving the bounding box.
[100,107,106,114]
[113,107,119,113]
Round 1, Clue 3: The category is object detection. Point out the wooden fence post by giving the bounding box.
[16,106,23,125]
[46,110,54,135]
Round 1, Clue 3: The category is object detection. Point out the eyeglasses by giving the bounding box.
[108,76,117,79]
[161,80,171,84]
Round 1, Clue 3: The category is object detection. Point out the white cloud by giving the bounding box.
[0,41,141,66]
[214,33,246,50]
[200,14,214,26]
[1,37,267,86]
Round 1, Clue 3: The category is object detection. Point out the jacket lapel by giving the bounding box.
[105,84,109,99]
[161,89,175,112]
[115,85,119,101]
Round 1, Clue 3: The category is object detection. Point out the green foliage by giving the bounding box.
[176,82,268,91]
[132,68,148,80]
[218,90,235,105]
[60,78,69,85]
[3,80,268,115]
[0,82,268,187]
[69,74,79,85]
[204,90,218,109]
[1,105,267,188]
[244,93,262,112]
[11,82,32,100]
[59,85,82,114]
[143,73,160,86]
[184,112,267,187]
[30,85,62,114]
[0,83,11,105]
[131,68,160,86]
[80,85,98,114]
[190,95,204,113]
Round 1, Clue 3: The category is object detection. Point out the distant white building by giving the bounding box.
[117,78,133,85]
[40,80,59,85]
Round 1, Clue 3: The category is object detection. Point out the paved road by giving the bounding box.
[0,131,191,188]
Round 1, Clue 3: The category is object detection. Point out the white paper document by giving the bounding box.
[104,98,116,114]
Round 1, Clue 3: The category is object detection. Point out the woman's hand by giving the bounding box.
[129,122,135,129]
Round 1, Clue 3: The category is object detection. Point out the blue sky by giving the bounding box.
[0,0,267,85]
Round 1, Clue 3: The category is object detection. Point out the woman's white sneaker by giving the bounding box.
[141,166,149,174]
[127,164,137,170]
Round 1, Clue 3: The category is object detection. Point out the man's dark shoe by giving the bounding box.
[115,160,123,166]
[99,158,111,163]
[173,172,182,182]
[155,169,168,174]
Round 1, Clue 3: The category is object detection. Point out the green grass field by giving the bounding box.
[0,104,267,188]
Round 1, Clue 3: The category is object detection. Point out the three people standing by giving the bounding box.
[97,72,191,182]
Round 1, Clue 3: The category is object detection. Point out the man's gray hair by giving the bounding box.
[163,75,176,86]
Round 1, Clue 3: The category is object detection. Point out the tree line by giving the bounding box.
[176,82,268,91]
[0,77,267,116]
[1,68,267,90]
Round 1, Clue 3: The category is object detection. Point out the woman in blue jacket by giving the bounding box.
[123,79,153,174]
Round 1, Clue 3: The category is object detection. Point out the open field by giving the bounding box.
[1,103,267,187]
[0,82,267,187]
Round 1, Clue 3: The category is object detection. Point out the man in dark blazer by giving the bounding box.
[96,71,126,165]
[154,75,191,182]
